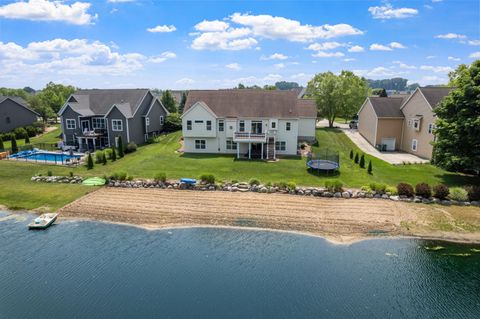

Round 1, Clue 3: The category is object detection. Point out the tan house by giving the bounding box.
[357,87,452,159]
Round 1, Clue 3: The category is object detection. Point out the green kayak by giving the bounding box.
[82,177,106,186]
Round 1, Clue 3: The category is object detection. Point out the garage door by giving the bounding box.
[381,138,396,151]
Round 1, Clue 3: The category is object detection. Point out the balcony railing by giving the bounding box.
[233,132,267,142]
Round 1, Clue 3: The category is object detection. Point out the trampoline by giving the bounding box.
[306,150,340,174]
[307,159,339,171]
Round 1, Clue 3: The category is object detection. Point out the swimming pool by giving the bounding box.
[10,150,82,164]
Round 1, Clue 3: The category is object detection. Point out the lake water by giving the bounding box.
[1,211,479,319]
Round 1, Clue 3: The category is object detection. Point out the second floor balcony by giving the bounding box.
[233,131,267,142]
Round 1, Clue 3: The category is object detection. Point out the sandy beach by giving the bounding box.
[58,188,480,244]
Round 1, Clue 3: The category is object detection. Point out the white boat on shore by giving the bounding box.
[28,213,58,230]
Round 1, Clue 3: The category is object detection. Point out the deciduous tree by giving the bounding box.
[161,90,177,113]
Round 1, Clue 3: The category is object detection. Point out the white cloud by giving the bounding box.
[370,42,406,51]
[468,40,480,46]
[306,42,343,51]
[368,4,418,19]
[435,33,467,39]
[418,75,447,86]
[148,51,176,63]
[312,51,344,58]
[230,13,363,42]
[469,52,480,58]
[195,19,229,31]
[274,63,285,69]
[370,44,392,51]
[0,38,148,81]
[431,0,443,3]
[0,0,97,25]
[448,56,461,61]
[108,0,137,3]
[389,42,406,49]
[426,55,437,59]
[147,25,176,33]
[348,45,364,53]
[290,73,312,80]
[191,27,257,50]
[191,12,362,51]
[393,61,416,69]
[343,58,356,62]
[420,65,454,73]
[176,78,195,84]
[226,63,241,70]
[261,53,288,60]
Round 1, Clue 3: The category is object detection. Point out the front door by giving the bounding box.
[251,121,262,134]
[81,120,90,132]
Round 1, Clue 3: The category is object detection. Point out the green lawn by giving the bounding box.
[2,124,62,149]
[0,128,477,212]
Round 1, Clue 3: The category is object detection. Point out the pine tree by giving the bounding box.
[367,160,373,174]
[11,137,18,154]
[349,150,353,160]
[0,137,4,150]
[102,154,107,165]
[161,90,177,113]
[117,136,124,158]
[111,146,117,162]
[25,135,30,144]
[379,88,388,97]
[178,92,187,114]
[359,154,365,168]
[354,152,359,164]
[86,153,94,169]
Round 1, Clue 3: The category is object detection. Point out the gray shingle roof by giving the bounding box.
[0,96,40,116]
[369,97,405,118]
[66,89,149,117]
[418,87,452,108]
[184,89,317,118]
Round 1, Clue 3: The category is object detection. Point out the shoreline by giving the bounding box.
[54,188,480,245]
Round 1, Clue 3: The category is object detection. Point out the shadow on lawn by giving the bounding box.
[435,173,480,186]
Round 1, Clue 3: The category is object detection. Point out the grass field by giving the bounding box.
[2,124,62,149]
[0,127,477,211]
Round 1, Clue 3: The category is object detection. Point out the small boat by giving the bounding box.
[28,213,58,230]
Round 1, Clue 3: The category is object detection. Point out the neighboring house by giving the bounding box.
[357,87,452,159]
[181,90,317,159]
[0,96,39,133]
[58,89,169,151]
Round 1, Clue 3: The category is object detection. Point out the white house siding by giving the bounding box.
[400,90,436,159]
[298,118,316,141]
[275,119,299,155]
[182,104,217,138]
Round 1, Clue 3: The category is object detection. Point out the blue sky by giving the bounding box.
[0,0,479,90]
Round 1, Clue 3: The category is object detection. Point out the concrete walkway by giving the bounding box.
[316,119,429,165]
[343,130,430,165]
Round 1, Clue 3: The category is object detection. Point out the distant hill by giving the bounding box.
[367,78,419,92]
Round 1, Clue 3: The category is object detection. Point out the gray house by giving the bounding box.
[58,89,169,151]
[0,96,40,133]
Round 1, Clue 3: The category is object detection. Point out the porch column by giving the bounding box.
[273,138,276,160]
[261,143,264,160]
[93,138,96,151]
[237,144,240,159]
[248,143,251,159]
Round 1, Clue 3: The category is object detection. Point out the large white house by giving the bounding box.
[181,90,317,159]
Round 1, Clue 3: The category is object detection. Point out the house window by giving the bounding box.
[413,119,420,130]
[92,118,105,129]
[428,123,436,134]
[187,120,192,130]
[66,119,76,130]
[160,116,164,125]
[206,120,212,131]
[6,117,11,124]
[112,119,123,131]
[146,117,150,126]
[218,120,224,132]
[275,141,286,151]
[194,120,204,123]
[239,120,245,132]
[411,139,418,152]
[286,122,291,131]
[226,139,237,150]
[271,121,276,129]
[195,139,206,149]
